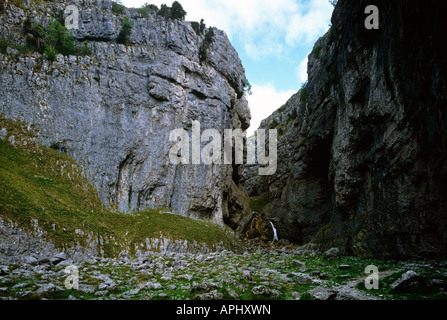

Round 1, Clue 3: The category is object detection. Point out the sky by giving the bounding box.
[121,0,334,135]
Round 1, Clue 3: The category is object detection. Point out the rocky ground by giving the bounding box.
[1,240,446,301]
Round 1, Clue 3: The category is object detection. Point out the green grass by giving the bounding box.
[0,115,234,257]
[249,196,270,214]
[111,1,126,14]
[1,239,445,300]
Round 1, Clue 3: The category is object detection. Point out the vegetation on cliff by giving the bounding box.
[0,116,235,256]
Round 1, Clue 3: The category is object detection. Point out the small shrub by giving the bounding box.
[200,19,206,33]
[0,35,11,54]
[191,19,206,35]
[171,1,186,20]
[199,27,215,61]
[20,19,92,59]
[22,18,45,53]
[157,4,171,19]
[46,19,76,56]
[136,3,158,18]
[190,21,200,34]
[117,16,134,45]
[44,45,57,61]
[157,2,187,21]
[244,78,252,96]
[3,19,80,59]
[79,41,91,56]
[112,1,126,14]
[300,80,308,104]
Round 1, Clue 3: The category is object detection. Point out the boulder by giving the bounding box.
[390,271,428,293]
[251,285,281,299]
[36,283,64,295]
[194,290,224,300]
[324,248,341,261]
[308,287,337,300]
[50,253,67,265]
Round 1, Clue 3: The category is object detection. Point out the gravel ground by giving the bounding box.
[1,241,446,300]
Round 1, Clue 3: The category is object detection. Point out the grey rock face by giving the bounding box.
[0,216,229,265]
[0,1,250,227]
[0,216,98,265]
[245,0,447,259]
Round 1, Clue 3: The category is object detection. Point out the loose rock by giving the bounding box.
[390,271,427,293]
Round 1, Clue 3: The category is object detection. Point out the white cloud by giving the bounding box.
[297,55,309,84]
[122,0,333,58]
[246,84,295,136]
[243,40,284,61]
[285,0,334,45]
[120,0,331,132]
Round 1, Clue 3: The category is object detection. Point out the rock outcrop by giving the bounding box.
[0,0,251,227]
[246,0,447,259]
[0,216,229,265]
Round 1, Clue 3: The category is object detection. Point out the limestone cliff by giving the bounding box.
[0,0,251,227]
[245,0,447,259]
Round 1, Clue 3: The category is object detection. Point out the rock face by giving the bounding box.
[246,0,447,259]
[0,215,228,265]
[0,1,251,227]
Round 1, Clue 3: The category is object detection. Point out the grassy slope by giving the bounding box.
[0,115,234,257]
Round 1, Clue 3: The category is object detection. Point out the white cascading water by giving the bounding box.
[269,221,278,241]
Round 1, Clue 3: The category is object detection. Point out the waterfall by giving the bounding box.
[269,221,278,241]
